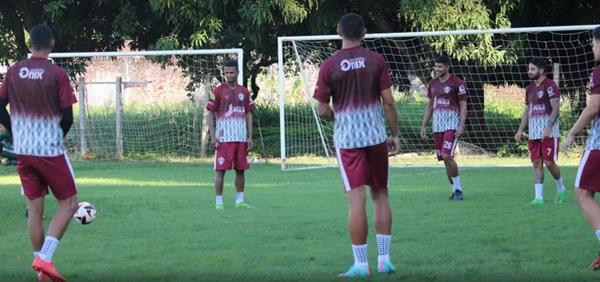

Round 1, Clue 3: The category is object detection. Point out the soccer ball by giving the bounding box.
[73,202,96,224]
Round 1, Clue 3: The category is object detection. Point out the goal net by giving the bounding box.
[49,49,243,160]
[278,25,598,170]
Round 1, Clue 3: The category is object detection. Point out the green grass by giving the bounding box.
[1,162,599,281]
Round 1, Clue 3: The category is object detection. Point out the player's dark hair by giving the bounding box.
[339,13,365,40]
[529,57,546,71]
[434,55,451,66]
[30,24,54,50]
[224,60,238,70]
[594,26,600,40]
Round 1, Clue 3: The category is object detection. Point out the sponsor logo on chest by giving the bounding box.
[532,104,546,112]
[437,98,450,106]
[340,57,366,71]
[18,67,44,80]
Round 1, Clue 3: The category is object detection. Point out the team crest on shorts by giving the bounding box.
[443,86,451,94]
[238,93,244,101]
[537,90,544,98]
[218,157,225,165]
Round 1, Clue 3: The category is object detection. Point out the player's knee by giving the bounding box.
[235,169,245,175]
[60,195,79,211]
[576,189,593,205]
[533,159,543,168]
[442,155,453,162]
[543,160,555,167]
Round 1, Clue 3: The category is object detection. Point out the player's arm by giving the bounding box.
[381,87,400,155]
[565,94,600,149]
[420,98,433,139]
[515,105,529,142]
[245,111,253,150]
[0,98,10,133]
[456,100,467,137]
[207,111,216,145]
[317,102,333,120]
[544,98,560,138]
[60,106,73,137]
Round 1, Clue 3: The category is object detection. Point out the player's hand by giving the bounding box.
[563,133,575,153]
[420,126,428,139]
[455,125,465,138]
[247,138,253,151]
[211,134,219,148]
[543,127,552,139]
[514,130,523,142]
[388,136,400,156]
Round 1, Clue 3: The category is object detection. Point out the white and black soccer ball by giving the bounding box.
[73,202,96,224]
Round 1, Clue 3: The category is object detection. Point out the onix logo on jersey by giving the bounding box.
[18,67,44,80]
[340,57,366,72]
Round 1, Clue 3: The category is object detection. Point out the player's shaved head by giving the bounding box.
[434,55,451,66]
[338,13,365,41]
[529,57,546,71]
[30,24,54,51]
[224,60,238,70]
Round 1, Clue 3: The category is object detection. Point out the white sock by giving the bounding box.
[535,183,544,200]
[376,234,391,264]
[351,244,369,268]
[216,195,223,205]
[33,251,39,258]
[556,177,566,193]
[595,229,600,242]
[38,236,59,262]
[236,192,244,204]
[452,176,462,191]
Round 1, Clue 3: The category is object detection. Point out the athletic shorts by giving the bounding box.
[575,150,600,192]
[336,142,388,192]
[17,154,77,200]
[434,130,458,161]
[528,137,559,162]
[214,142,249,171]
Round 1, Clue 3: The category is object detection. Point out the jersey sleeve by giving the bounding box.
[547,81,559,99]
[592,68,600,95]
[206,87,219,112]
[244,88,255,113]
[377,53,394,90]
[313,60,332,104]
[457,79,468,102]
[57,69,77,109]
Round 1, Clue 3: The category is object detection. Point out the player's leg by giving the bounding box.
[337,147,370,277]
[574,150,600,270]
[27,196,45,256]
[434,133,455,194]
[442,130,462,200]
[542,138,566,203]
[30,155,78,282]
[530,159,544,204]
[341,186,370,277]
[214,142,234,209]
[234,142,252,208]
[365,142,395,274]
[17,156,48,256]
[214,170,225,209]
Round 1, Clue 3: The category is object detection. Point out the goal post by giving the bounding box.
[48,49,243,160]
[278,25,599,170]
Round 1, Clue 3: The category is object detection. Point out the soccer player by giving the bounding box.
[515,57,566,205]
[420,55,467,200]
[0,24,78,282]
[314,13,400,277]
[564,26,600,270]
[206,60,254,210]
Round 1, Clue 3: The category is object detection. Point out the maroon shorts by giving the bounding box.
[17,154,77,200]
[528,137,559,162]
[336,142,388,192]
[214,142,249,171]
[575,150,600,192]
[434,130,458,161]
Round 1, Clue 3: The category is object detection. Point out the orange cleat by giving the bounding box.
[32,257,66,282]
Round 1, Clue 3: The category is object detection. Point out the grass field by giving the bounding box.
[1,162,600,282]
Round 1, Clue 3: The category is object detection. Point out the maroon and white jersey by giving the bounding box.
[0,57,77,157]
[313,46,394,149]
[525,78,560,140]
[206,84,254,143]
[427,75,468,133]
[586,66,600,150]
